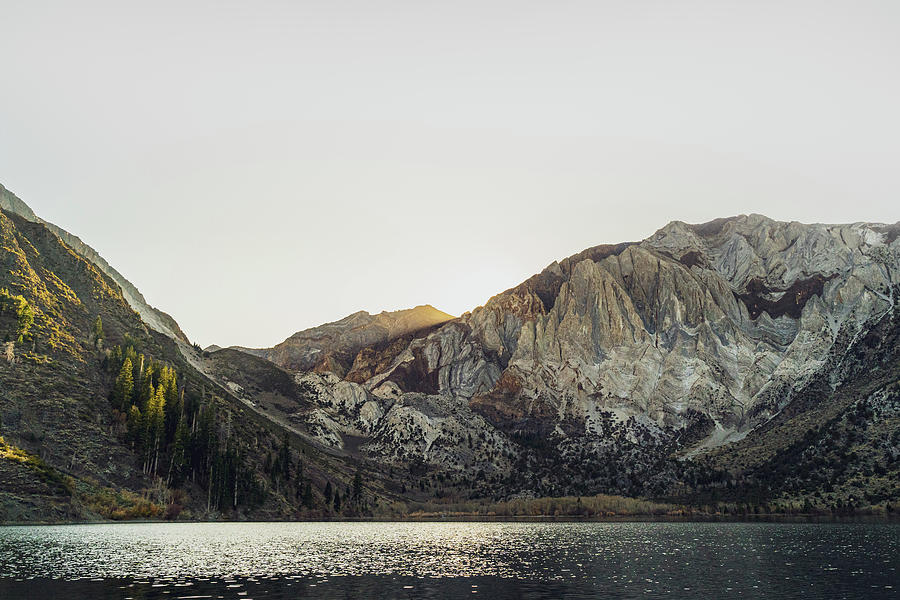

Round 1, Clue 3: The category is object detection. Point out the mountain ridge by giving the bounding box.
[0,184,190,345]
[226,304,456,376]
[0,198,391,522]
[2,180,898,518]
[208,211,899,508]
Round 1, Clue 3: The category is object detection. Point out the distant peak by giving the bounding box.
[411,304,455,318]
[374,304,455,319]
[685,216,742,237]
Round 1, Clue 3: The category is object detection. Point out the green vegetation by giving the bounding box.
[0,209,367,522]
[91,315,103,346]
[692,293,900,515]
[82,487,163,520]
[0,436,73,493]
[0,287,34,342]
[106,343,266,512]
[113,358,134,408]
[400,493,897,520]
[403,494,680,518]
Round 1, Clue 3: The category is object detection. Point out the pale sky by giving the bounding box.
[1,1,898,348]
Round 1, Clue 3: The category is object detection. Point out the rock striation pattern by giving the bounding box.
[238,215,900,498]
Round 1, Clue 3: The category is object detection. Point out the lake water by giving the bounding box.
[0,521,897,599]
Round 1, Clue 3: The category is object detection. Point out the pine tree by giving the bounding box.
[124,346,138,374]
[126,405,142,448]
[333,489,342,512]
[200,402,219,511]
[324,481,333,506]
[109,345,123,373]
[302,482,313,508]
[91,316,103,346]
[168,417,190,486]
[137,356,152,408]
[113,358,134,410]
[162,368,181,442]
[144,385,166,475]
[352,468,363,501]
[10,295,34,343]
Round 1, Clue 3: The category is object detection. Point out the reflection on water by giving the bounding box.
[0,521,897,599]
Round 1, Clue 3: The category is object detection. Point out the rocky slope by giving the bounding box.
[0,184,189,344]
[209,215,900,508]
[231,305,454,375]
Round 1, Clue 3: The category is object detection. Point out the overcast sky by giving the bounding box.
[1,1,898,348]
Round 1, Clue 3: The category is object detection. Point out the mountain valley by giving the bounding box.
[1,182,898,521]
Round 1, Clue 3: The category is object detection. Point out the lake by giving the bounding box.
[0,521,897,599]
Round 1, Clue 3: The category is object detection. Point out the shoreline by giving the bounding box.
[3,513,899,526]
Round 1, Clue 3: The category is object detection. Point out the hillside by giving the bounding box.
[0,207,388,521]
[0,184,188,343]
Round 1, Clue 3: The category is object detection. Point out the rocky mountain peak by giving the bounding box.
[273,214,899,459]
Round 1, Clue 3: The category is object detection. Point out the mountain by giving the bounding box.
[0,191,390,522]
[2,180,898,521]
[207,214,900,511]
[231,305,455,376]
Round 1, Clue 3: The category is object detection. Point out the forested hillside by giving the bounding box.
[0,208,384,521]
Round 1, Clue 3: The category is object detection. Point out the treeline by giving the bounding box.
[262,431,371,516]
[106,341,265,513]
[404,494,897,520]
[407,494,680,518]
[104,339,375,518]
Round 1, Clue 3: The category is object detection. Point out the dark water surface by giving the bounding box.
[0,521,897,599]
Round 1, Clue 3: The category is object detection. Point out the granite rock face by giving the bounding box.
[471,217,897,431]
[269,215,900,493]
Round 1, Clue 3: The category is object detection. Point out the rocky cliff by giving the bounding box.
[214,215,899,507]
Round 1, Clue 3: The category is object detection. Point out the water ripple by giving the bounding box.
[0,522,897,599]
